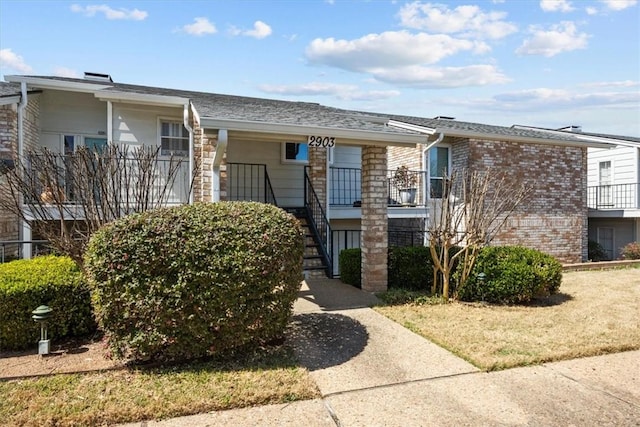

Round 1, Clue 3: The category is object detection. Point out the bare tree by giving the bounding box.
[0,145,195,267]
[428,168,531,300]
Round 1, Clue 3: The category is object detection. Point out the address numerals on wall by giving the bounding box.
[308,135,336,148]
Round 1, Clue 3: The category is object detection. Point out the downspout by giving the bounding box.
[212,129,228,202]
[423,132,444,152]
[183,103,194,204]
[17,82,31,258]
[107,101,113,146]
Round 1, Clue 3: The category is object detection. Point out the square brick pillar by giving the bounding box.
[308,146,327,209]
[361,145,388,292]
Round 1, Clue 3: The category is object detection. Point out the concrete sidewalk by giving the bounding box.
[123,279,640,426]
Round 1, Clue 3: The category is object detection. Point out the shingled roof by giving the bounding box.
[2,75,628,147]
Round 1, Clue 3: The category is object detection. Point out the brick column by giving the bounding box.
[361,145,388,292]
[308,146,327,208]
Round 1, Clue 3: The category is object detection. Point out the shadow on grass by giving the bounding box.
[526,292,574,307]
[286,312,369,371]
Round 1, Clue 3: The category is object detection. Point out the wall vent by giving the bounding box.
[434,115,455,120]
[557,125,582,133]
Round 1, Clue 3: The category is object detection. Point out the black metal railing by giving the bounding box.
[25,154,191,205]
[587,183,639,210]
[227,163,277,205]
[304,168,333,277]
[329,167,429,207]
[0,240,52,263]
[330,167,362,206]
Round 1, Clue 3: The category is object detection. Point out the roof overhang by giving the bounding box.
[5,75,112,93]
[443,127,614,149]
[201,117,426,147]
[511,125,634,148]
[95,91,189,107]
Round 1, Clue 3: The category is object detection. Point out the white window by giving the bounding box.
[599,161,612,206]
[282,142,333,164]
[160,121,189,157]
[427,146,450,198]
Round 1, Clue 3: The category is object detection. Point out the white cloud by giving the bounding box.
[540,0,575,12]
[229,21,272,39]
[182,17,217,36]
[491,87,640,109]
[599,0,637,10]
[243,21,272,39]
[258,82,400,101]
[397,2,517,39]
[306,31,489,72]
[371,64,510,88]
[516,21,588,57]
[580,80,639,88]
[0,48,33,73]
[70,4,147,20]
[586,6,599,14]
[53,67,80,78]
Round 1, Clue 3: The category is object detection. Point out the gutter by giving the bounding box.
[17,82,28,157]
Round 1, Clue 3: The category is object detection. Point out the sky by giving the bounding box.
[1,0,639,136]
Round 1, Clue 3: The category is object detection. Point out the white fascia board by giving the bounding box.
[441,128,613,149]
[200,117,424,147]
[95,92,189,107]
[0,95,21,105]
[512,125,638,148]
[5,75,112,92]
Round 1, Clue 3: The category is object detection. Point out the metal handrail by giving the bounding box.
[304,168,333,277]
[0,240,51,263]
[587,183,639,210]
[227,162,278,205]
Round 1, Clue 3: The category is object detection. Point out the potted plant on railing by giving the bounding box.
[392,165,418,205]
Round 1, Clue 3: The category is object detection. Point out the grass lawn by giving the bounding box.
[0,346,319,427]
[375,268,640,371]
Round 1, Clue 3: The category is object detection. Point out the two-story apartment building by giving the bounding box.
[0,73,616,290]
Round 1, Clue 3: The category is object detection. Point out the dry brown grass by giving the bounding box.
[375,268,640,371]
[0,346,319,426]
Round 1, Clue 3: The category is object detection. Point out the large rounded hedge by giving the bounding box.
[457,246,562,304]
[84,202,304,363]
[0,255,96,350]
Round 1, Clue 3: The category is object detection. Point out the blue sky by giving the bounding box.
[1,0,638,136]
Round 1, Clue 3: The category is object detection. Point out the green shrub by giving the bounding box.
[588,240,609,261]
[0,255,96,351]
[84,202,304,363]
[339,248,362,288]
[388,246,432,290]
[621,242,640,260]
[458,246,562,304]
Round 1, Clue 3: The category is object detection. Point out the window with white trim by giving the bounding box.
[282,142,333,164]
[160,121,189,157]
[427,146,450,198]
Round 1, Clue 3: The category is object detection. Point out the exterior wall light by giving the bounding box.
[31,305,53,355]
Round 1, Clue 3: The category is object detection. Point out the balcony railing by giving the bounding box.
[25,153,191,206]
[330,167,428,207]
[226,163,277,205]
[587,183,639,210]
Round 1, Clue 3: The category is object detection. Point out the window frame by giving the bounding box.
[424,144,451,199]
[281,142,333,165]
[158,118,190,158]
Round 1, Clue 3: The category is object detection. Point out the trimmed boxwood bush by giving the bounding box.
[84,202,304,363]
[339,248,362,288]
[388,246,433,290]
[457,246,562,304]
[0,255,96,351]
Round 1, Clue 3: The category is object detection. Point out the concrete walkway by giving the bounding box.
[123,279,640,426]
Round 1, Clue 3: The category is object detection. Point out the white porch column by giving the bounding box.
[21,220,32,260]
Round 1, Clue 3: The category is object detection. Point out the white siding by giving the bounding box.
[40,90,106,135]
[331,145,362,205]
[112,104,184,149]
[227,140,305,207]
[333,145,361,168]
[588,146,637,186]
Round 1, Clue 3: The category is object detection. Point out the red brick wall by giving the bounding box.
[467,139,587,263]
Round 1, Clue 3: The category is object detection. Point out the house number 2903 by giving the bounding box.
[308,136,336,148]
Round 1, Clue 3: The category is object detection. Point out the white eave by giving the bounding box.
[95,91,189,107]
[201,117,426,147]
[5,75,112,93]
[444,127,614,149]
[511,125,632,148]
